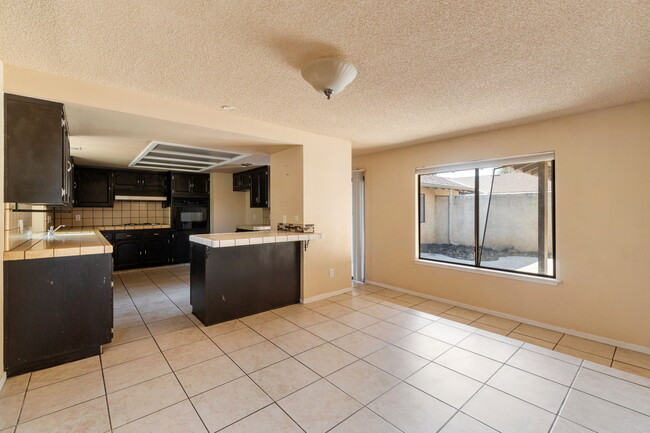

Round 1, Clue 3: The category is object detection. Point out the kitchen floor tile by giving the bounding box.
[331,331,387,357]
[0,393,23,430]
[445,306,484,321]
[15,396,109,433]
[457,333,519,362]
[487,365,569,413]
[249,358,320,400]
[175,355,244,396]
[270,329,326,355]
[20,370,105,423]
[359,304,401,320]
[312,302,354,318]
[211,327,265,353]
[229,341,289,373]
[327,360,400,404]
[513,323,563,344]
[554,345,611,366]
[560,389,650,433]
[406,362,482,408]
[101,337,160,368]
[107,374,187,428]
[306,319,355,341]
[249,317,300,339]
[335,311,380,329]
[522,343,583,365]
[103,352,171,393]
[463,386,556,433]
[438,313,475,325]
[385,311,433,331]
[329,407,401,433]
[506,349,580,386]
[238,311,279,326]
[278,379,362,433]
[435,347,502,382]
[364,345,429,379]
[368,382,456,433]
[360,320,412,343]
[550,417,593,433]
[335,296,376,310]
[103,324,151,348]
[146,315,195,336]
[614,347,650,370]
[572,367,650,416]
[582,359,650,387]
[0,373,30,399]
[611,361,650,380]
[153,326,207,351]
[439,412,498,433]
[201,319,246,338]
[418,322,472,345]
[272,303,310,316]
[162,338,223,371]
[394,332,452,360]
[192,376,272,432]
[283,310,330,327]
[557,334,615,359]
[112,400,206,433]
[507,332,556,349]
[474,314,520,332]
[218,404,303,433]
[28,356,101,390]
[472,322,511,336]
[295,343,357,376]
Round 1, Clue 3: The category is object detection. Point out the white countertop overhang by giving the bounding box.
[190,231,323,248]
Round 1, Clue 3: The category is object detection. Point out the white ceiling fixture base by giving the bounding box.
[301,57,357,100]
[129,141,250,172]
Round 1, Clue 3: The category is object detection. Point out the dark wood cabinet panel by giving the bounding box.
[143,237,170,267]
[141,172,167,194]
[171,173,210,198]
[5,94,72,205]
[4,254,113,376]
[75,167,113,207]
[232,166,269,208]
[171,232,192,264]
[114,237,142,270]
[113,171,141,191]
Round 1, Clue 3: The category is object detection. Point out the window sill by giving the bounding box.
[413,259,561,286]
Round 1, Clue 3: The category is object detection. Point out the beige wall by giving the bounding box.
[211,173,246,233]
[354,100,650,348]
[270,147,304,226]
[1,59,4,377]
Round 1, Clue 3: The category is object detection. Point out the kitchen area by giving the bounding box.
[2,93,308,379]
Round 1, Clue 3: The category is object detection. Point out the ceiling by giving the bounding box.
[65,104,290,172]
[1,1,649,154]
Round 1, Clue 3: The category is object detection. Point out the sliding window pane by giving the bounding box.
[419,170,476,265]
[477,162,554,276]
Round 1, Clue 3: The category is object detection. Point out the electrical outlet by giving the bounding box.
[75,214,81,221]
[18,219,24,234]
[294,215,299,222]
[282,215,287,224]
[329,268,334,278]
[47,215,52,224]
[252,213,256,220]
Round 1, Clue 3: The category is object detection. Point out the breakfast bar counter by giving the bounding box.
[189,231,322,325]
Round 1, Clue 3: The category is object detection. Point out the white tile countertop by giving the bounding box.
[190,231,323,248]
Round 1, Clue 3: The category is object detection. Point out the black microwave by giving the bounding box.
[172,199,209,230]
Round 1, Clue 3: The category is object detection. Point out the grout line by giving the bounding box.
[98,348,114,432]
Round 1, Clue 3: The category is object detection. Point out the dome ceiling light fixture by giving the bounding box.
[301,57,358,100]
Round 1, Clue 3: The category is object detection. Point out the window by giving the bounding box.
[417,152,555,278]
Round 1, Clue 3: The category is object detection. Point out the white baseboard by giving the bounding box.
[0,372,6,394]
[365,280,650,356]
[302,287,352,304]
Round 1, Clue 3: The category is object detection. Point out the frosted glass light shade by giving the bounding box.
[301,57,357,98]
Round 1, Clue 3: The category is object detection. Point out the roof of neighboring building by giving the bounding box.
[452,172,550,193]
[420,174,474,192]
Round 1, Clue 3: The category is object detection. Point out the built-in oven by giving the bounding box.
[172,199,209,230]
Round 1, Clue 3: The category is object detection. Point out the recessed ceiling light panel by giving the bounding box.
[129,141,250,173]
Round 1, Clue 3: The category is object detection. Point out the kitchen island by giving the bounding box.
[189,231,322,325]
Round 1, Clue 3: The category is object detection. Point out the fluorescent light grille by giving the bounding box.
[129,141,250,172]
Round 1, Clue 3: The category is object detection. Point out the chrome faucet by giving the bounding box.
[47,224,66,236]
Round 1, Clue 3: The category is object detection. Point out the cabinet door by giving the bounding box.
[114,240,142,270]
[5,95,67,205]
[113,171,141,192]
[141,172,167,195]
[172,232,191,263]
[242,172,252,190]
[172,174,193,194]
[232,173,243,191]
[259,166,269,208]
[191,174,210,196]
[143,238,170,267]
[75,168,113,207]
[250,167,269,208]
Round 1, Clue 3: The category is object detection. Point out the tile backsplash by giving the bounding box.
[55,201,171,227]
[4,203,52,251]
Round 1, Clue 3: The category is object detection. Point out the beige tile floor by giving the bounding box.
[1,267,650,432]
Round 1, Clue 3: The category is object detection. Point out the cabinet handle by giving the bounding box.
[66,160,72,172]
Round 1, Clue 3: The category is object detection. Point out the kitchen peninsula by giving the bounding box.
[189,231,322,325]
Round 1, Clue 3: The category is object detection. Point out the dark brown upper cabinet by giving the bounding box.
[74,167,113,207]
[113,170,167,197]
[4,94,74,205]
[232,166,269,208]
[171,173,210,198]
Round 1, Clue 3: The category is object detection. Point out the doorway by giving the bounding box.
[352,169,365,282]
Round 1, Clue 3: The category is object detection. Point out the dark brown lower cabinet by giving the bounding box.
[3,253,113,377]
[190,241,300,326]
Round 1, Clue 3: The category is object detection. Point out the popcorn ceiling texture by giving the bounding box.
[0,1,649,154]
